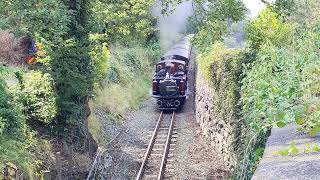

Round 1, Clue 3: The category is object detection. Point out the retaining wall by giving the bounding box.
[195,70,237,168]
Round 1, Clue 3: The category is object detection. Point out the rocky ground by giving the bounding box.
[89,52,228,179]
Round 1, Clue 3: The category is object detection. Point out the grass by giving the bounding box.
[0,66,17,79]
[95,78,151,117]
[89,77,151,145]
[0,133,56,179]
[88,43,159,146]
[0,136,34,179]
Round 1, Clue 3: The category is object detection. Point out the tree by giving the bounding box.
[89,0,156,44]
[189,0,247,52]
[245,7,293,50]
[0,0,71,41]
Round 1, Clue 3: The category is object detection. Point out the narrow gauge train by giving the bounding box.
[152,34,193,110]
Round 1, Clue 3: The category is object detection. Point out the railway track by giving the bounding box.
[136,111,177,180]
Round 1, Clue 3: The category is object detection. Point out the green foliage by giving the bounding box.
[0,79,25,136]
[14,71,57,124]
[198,42,243,114]
[0,0,170,178]
[93,43,160,117]
[0,133,55,180]
[234,127,270,180]
[192,20,227,52]
[276,143,320,156]
[275,142,314,156]
[0,75,40,179]
[89,0,156,43]
[242,43,300,132]
[242,22,320,135]
[49,39,93,125]
[237,3,320,178]
[247,147,265,175]
[289,142,299,154]
[210,0,247,22]
[89,33,111,87]
[0,0,71,41]
[237,2,320,178]
[0,136,35,179]
[190,0,246,52]
[272,0,296,19]
[288,0,320,31]
[198,43,244,158]
[312,144,320,152]
[107,44,159,84]
[198,42,242,84]
[89,43,160,145]
[245,8,294,50]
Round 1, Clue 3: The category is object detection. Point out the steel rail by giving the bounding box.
[136,111,164,180]
[157,111,175,180]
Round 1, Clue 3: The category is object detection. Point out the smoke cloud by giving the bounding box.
[153,1,193,51]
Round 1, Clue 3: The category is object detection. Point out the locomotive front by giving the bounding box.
[152,35,193,110]
[152,61,187,110]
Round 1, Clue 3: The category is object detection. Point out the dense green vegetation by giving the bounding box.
[0,0,178,178]
[198,43,242,123]
[243,0,320,136]
[189,0,246,51]
[194,0,320,179]
[239,1,320,179]
[1,0,319,179]
[89,43,161,144]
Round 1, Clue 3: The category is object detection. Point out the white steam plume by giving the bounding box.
[153,1,193,51]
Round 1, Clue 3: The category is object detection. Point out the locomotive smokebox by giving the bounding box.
[159,79,177,96]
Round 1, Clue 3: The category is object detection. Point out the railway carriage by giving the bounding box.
[152,34,193,110]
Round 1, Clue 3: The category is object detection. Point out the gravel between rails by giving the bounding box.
[91,51,228,179]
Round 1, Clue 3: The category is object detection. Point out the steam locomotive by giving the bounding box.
[152,34,193,110]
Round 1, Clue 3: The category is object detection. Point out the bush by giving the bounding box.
[0,75,36,179]
[0,71,55,180]
[0,136,34,179]
[198,42,243,132]
[198,42,257,178]
[0,79,25,136]
[49,39,93,126]
[0,133,55,180]
[241,43,301,131]
[15,71,57,124]
[198,42,242,91]
[89,33,111,88]
[245,7,294,50]
[198,43,243,138]
[241,4,320,135]
[89,43,160,146]
[92,43,159,117]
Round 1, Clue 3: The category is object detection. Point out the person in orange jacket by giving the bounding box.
[26,39,37,64]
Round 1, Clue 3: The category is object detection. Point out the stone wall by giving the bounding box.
[195,69,237,169]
